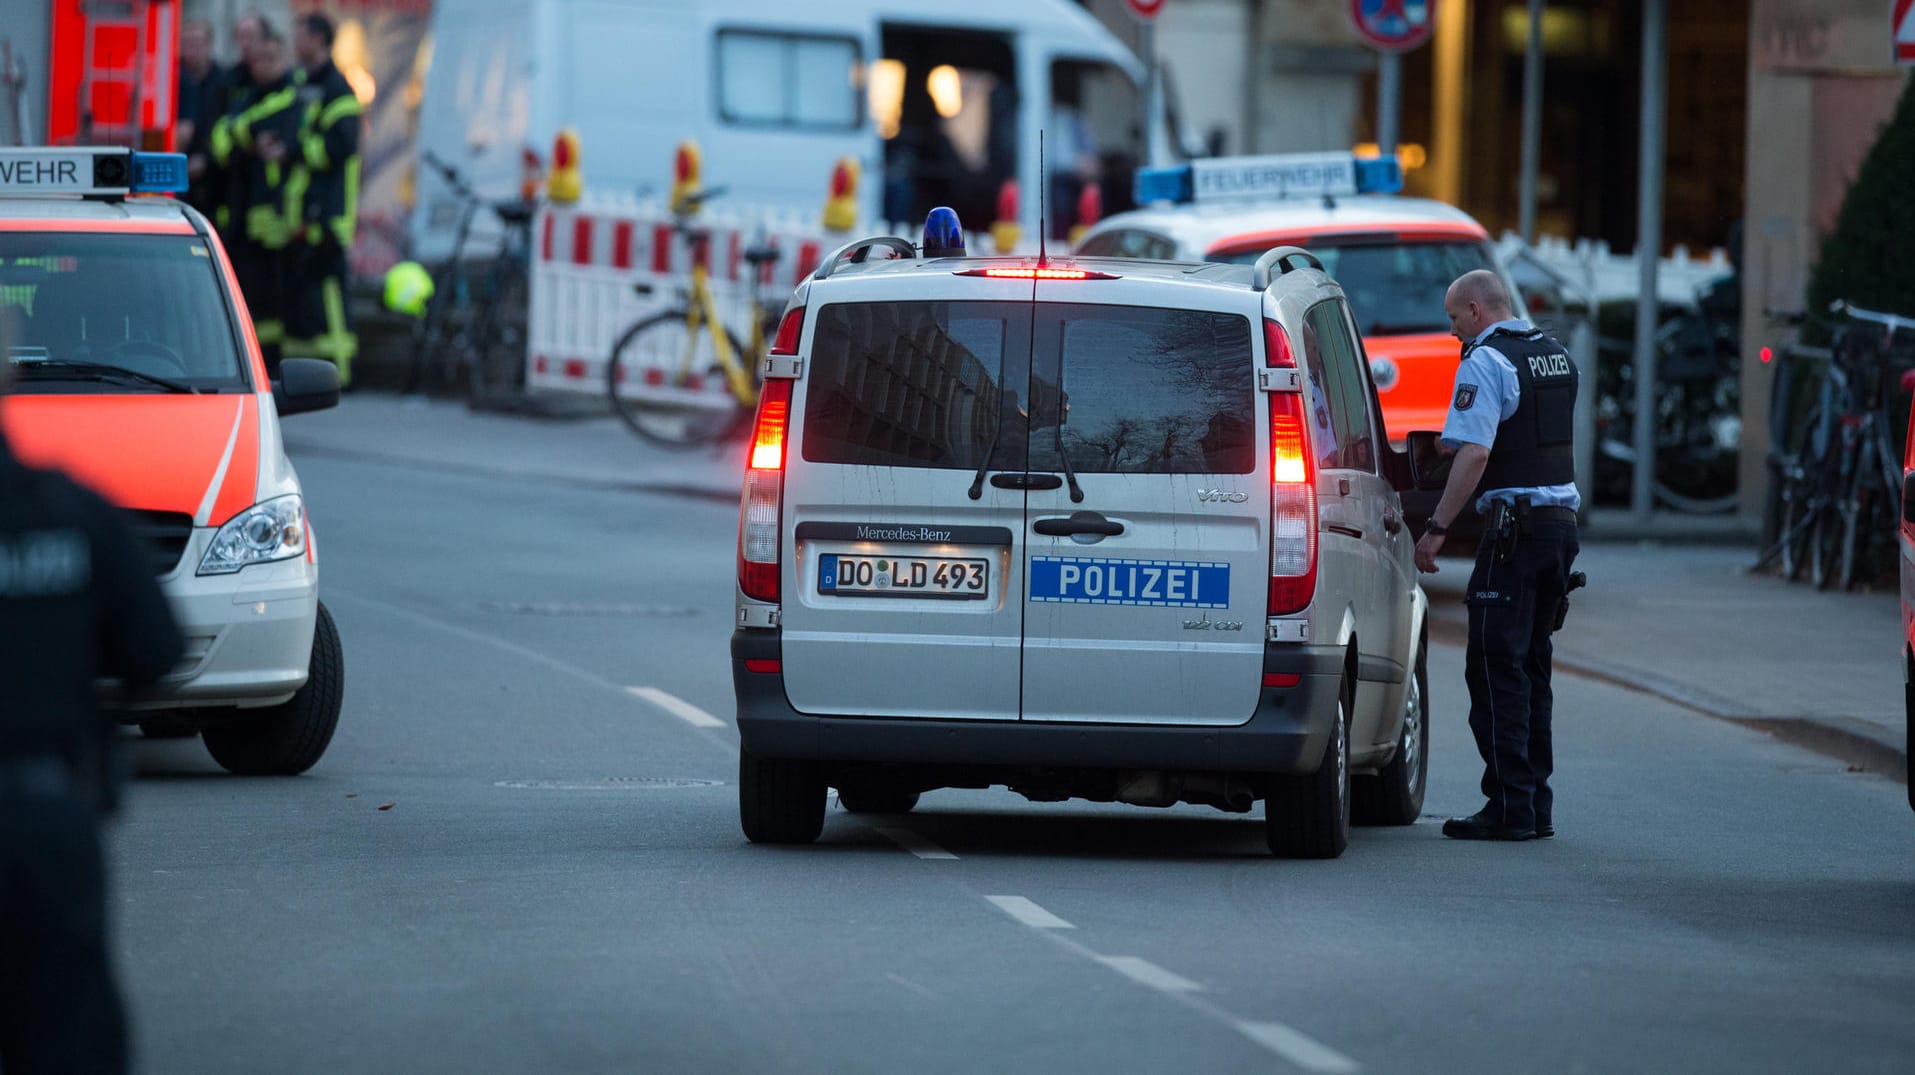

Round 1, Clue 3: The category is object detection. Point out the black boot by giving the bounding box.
[1441,808,1536,841]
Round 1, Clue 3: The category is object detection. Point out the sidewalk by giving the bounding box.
[286,392,1907,780]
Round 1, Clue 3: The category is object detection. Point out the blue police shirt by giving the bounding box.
[1440,318,1581,515]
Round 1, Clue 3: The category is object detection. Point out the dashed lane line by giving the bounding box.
[1094,955,1203,994]
[1235,1021,1362,1073]
[984,895,1075,929]
[625,686,728,728]
[877,827,959,860]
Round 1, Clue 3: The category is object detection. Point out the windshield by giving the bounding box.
[1,232,248,392]
[1214,237,1499,337]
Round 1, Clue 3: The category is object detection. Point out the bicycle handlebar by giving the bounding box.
[422,150,481,201]
[1830,298,1915,335]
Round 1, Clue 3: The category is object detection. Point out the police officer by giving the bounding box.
[285,13,362,386]
[1414,269,1581,842]
[0,359,185,1073]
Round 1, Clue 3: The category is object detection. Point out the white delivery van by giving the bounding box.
[409,0,1145,263]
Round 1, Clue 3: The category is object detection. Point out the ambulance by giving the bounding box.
[0,147,345,775]
[1077,153,1529,534]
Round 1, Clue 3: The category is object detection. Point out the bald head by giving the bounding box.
[1444,269,1515,343]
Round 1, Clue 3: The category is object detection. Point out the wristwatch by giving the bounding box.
[1424,521,1449,537]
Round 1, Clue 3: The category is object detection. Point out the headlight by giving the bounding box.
[198,495,306,575]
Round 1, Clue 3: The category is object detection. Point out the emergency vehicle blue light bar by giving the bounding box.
[0,147,186,198]
[129,152,189,194]
[1133,152,1402,206]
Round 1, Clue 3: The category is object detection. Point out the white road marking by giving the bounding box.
[1236,1021,1362,1073]
[877,827,958,860]
[1094,955,1202,994]
[984,895,1074,930]
[624,686,727,728]
[884,972,938,1000]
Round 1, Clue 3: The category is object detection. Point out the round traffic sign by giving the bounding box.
[1127,0,1167,21]
[1351,0,1434,53]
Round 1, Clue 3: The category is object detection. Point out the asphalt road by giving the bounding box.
[111,452,1915,1073]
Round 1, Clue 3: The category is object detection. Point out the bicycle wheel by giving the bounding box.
[1811,496,1847,591]
[606,310,750,449]
[1775,406,1826,581]
[467,263,529,408]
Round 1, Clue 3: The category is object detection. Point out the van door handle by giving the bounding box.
[991,472,1064,491]
[1033,512,1125,537]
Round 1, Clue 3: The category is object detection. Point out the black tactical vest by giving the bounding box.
[1472,327,1578,493]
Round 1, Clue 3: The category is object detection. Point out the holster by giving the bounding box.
[1551,570,1588,632]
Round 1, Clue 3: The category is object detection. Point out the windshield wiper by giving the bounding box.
[967,409,1006,501]
[10,359,200,394]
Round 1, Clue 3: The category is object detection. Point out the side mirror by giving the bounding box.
[1903,470,1915,525]
[274,358,341,417]
[1404,430,1452,492]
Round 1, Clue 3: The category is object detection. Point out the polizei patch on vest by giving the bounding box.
[1453,383,1478,411]
[1526,352,1573,378]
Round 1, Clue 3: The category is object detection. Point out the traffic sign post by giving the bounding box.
[1128,0,1165,168]
[1896,0,1915,66]
[1351,1,1435,178]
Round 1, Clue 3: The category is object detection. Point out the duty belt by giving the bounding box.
[0,756,77,799]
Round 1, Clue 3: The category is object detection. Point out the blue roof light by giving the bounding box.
[1352,156,1403,195]
[129,152,188,194]
[922,206,965,257]
[1133,166,1194,207]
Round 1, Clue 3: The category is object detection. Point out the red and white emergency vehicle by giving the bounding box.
[0,146,343,774]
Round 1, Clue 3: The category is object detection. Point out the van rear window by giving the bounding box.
[1029,306,1255,476]
[801,301,1027,471]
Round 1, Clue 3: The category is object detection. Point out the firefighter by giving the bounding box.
[285,13,361,386]
[210,26,303,376]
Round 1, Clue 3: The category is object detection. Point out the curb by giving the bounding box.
[1427,610,1908,784]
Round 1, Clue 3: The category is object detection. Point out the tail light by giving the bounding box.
[739,309,803,604]
[739,379,792,602]
[1266,318,1316,616]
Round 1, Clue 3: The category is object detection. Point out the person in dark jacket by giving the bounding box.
[285,13,361,385]
[211,25,303,376]
[0,357,185,1075]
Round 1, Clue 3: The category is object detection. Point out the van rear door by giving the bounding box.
[1018,288,1267,725]
[778,281,1034,721]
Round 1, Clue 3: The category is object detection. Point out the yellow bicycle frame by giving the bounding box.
[675,244,760,409]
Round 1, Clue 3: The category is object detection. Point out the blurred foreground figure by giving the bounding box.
[0,354,184,1073]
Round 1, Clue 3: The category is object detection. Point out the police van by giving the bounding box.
[0,147,345,775]
[1077,153,1532,535]
[730,185,1431,859]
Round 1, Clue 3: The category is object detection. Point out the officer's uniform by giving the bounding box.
[1440,318,1580,834]
[0,428,183,1074]
[211,68,303,375]
[284,60,361,385]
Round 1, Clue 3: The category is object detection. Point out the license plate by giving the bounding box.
[818,553,989,599]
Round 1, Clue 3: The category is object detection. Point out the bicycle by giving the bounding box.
[404,151,537,406]
[1758,300,1914,589]
[605,187,782,449]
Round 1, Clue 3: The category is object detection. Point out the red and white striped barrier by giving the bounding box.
[526,197,833,396]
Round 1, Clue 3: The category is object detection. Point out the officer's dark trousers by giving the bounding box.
[230,239,286,379]
[1463,516,1580,829]
[0,799,125,1074]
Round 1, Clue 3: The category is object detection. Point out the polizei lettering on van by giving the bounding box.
[1026,555,1230,609]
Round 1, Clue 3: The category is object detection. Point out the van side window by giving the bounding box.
[1304,300,1376,472]
[716,31,861,130]
[1296,309,1342,471]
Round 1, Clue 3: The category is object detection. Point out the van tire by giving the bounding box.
[739,746,826,844]
[1265,675,1351,859]
[1354,636,1429,826]
[203,602,343,776]
[837,782,920,815]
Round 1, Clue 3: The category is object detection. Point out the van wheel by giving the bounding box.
[739,746,826,844]
[1354,637,1429,826]
[837,781,920,815]
[203,602,343,776]
[1265,676,1351,859]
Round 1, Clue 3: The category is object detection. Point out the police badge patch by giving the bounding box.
[1454,383,1478,411]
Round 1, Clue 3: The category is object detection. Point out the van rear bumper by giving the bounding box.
[732,630,1342,775]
